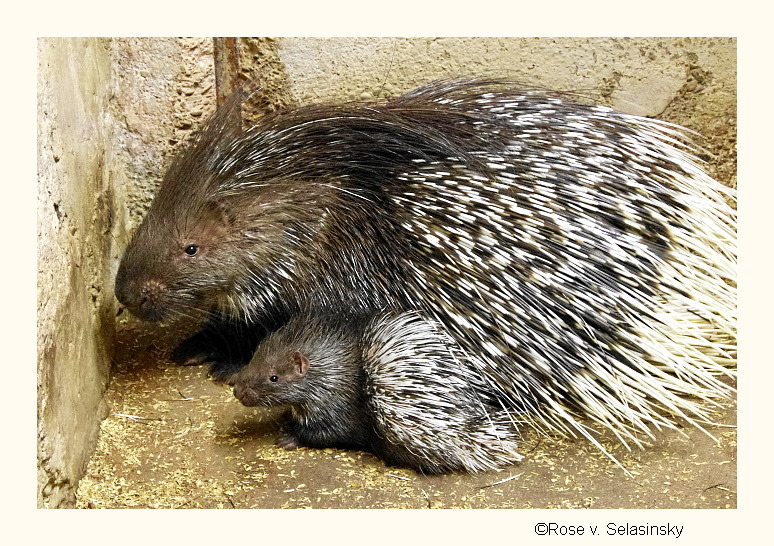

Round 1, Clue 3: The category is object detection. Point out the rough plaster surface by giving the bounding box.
[277,37,734,113]
[111,38,216,228]
[236,38,295,117]
[37,37,117,508]
[36,37,215,508]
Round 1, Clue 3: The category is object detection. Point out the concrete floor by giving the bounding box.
[76,316,736,509]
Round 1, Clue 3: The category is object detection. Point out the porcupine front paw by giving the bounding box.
[171,313,277,381]
[171,332,251,383]
[171,332,248,383]
[276,432,302,450]
[170,329,222,366]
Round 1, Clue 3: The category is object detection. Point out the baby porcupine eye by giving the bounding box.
[270,375,279,383]
[184,244,199,256]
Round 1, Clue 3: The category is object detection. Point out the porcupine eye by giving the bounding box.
[184,244,199,256]
[269,376,279,383]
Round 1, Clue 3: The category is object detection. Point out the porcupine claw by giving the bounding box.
[276,432,301,450]
[170,312,279,380]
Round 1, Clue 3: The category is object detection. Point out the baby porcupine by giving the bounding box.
[231,311,523,474]
[115,78,736,465]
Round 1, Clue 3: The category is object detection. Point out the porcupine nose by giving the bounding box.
[233,384,259,406]
[115,270,167,322]
[137,279,167,319]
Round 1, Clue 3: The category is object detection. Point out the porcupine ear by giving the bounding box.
[292,350,311,377]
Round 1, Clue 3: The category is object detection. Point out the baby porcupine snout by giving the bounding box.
[233,383,260,406]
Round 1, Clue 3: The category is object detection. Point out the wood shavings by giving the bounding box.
[75,321,737,509]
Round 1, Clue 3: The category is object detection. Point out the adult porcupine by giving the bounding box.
[115,78,736,459]
[231,311,523,473]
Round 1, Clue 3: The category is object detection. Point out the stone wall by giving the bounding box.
[273,37,736,185]
[36,37,214,508]
[38,37,116,508]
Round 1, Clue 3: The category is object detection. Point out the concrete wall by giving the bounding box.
[273,37,736,185]
[36,37,735,508]
[36,37,214,508]
[38,38,116,508]
[278,37,734,113]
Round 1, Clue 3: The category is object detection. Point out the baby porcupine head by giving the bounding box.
[231,314,367,408]
[232,347,310,407]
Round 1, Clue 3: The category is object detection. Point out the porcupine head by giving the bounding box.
[113,83,491,325]
[231,315,366,410]
[114,94,335,325]
[232,346,311,408]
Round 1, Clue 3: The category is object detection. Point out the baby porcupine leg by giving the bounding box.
[275,418,371,452]
[276,409,307,450]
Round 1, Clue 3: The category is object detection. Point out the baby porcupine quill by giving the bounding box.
[231,311,523,474]
[115,78,736,465]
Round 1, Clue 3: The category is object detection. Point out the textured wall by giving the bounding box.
[111,38,216,226]
[37,37,117,508]
[277,37,734,113]
[36,37,214,508]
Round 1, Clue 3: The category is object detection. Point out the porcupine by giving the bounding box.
[230,311,523,473]
[114,77,736,463]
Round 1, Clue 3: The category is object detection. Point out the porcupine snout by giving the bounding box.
[233,383,260,407]
[114,271,168,322]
